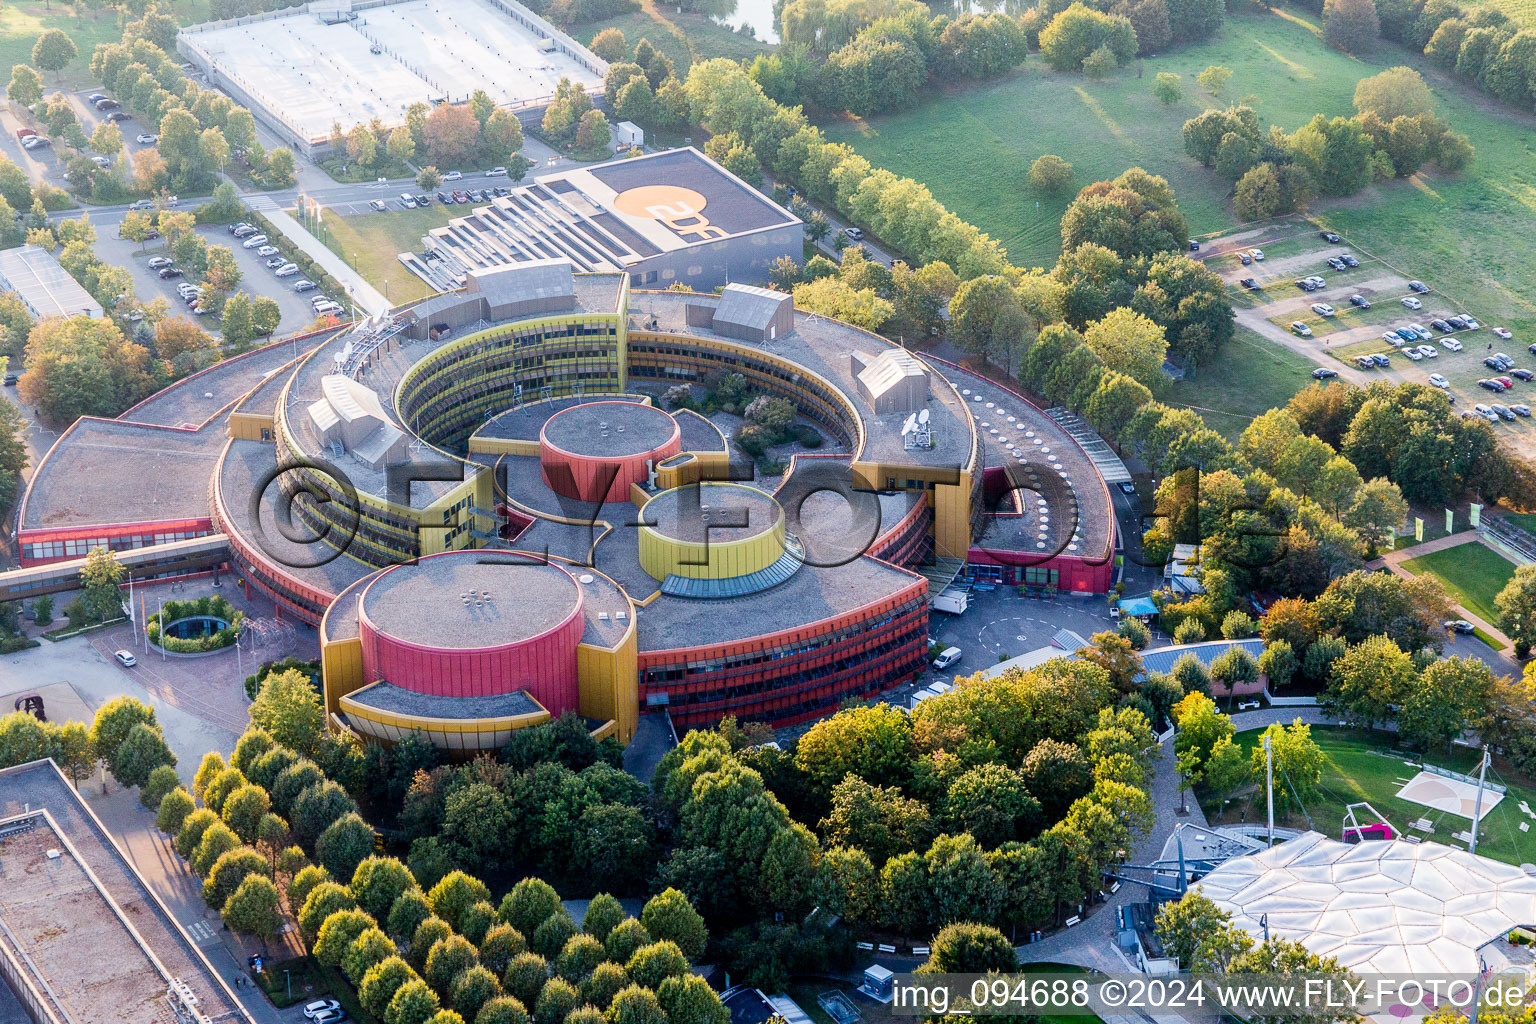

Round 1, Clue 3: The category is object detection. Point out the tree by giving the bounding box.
[267,147,297,187]
[1082,43,1119,76]
[451,965,501,1019]
[317,812,376,881]
[223,873,282,940]
[1324,0,1380,52]
[424,934,479,996]
[658,974,730,1024]
[1322,634,1417,728]
[1203,736,1249,813]
[535,977,582,1024]
[352,856,418,921]
[1084,307,1167,388]
[23,315,154,425]
[249,667,325,755]
[250,296,282,340]
[1197,64,1233,97]
[1248,719,1324,812]
[32,30,77,80]
[221,783,272,843]
[193,822,241,877]
[1029,154,1074,193]
[386,979,441,1024]
[1155,890,1232,968]
[7,65,42,109]
[89,695,155,778]
[608,985,667,1024]
[500,877,561,938]
[361,957,418,1020]
[626,939,690,989]
[477,998,531,1024]
[591,27,628,61]
[203,847,270,911]
[920,922,1018,973]
[1401,657,1493,752]
[1172,692,1234,777]
[292,780,356,851]
[417,166,441,191]
[424,104,480,168]
[1153,71,1183,104]
[1039,4,1138,72]
[639,889,707,962]
[1496,564,1536,658]
[156,788,195,836]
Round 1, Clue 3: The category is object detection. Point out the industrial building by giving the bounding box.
[402,148,803,292]
[0,244,104,321]
[178,0,606,155]
[11,258,1116,753]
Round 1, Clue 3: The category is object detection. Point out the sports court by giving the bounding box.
[181,0,606,147]
[1396,767,1505,821]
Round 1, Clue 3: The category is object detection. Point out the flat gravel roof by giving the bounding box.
[644,483,780,544]
[347,680,544,719]
[542,400,677,458]
[361,553,579,649]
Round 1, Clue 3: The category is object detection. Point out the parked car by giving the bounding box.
[312,1010,346,1024]
[232,224,257,237]
[1445,338,1463,351]
[1320,231,1341,242]
[442,170,463,181]
[1496,352,1515,368]
[127,199,155,211]
[293,279,317,292]
[1397,328,1420,343]
[304,1001,343,1020]
[1355,355,1376,369]
[105,111,130,122]
[1430,319,1452,333]
[492,187,510,198]
[437,192,453,205]
[1408,324,1432,340]
[486,166,508,177]
[1372,354,1391,367]
[1428,374,1449,388]
[1463,316,1482,330]
[1404,348,1423,361]
[1444,619,1475,634]
[241,234,268,248]
[1240,278,1260,290]
[1250,248,1264,260]
[157,267,182,279]
[1312,367,1338,379]
[1290,321,1313,337]
[87,93,107,103]
[1496,376,1515,388]
[1493,404,1517,420]
[1340,253,1359,267]
[90,155,111,168]
[1408,280,1430,293]
[369,198,387,212]
[1327,256,1346,271]
[1514,369,1535,381]
[274,263,299,277]
[1350,294,1370,308]
[399,193,417,208]
[843,226,864,241]
[113,650,136,667]
[147,256,172,269]
[21,135,49,149]
[415,194,430,206]
[1418,345,1438,358]
[1485,356,1506,370]
[256,245,279,257]
[1494,327,1513,339]
[135,133,158,144]
[1474,404,1499,420]
[264,256,286,269]
[1384,332,1405,346]
[1311,303,1336,317]
[1238,252,1251,265]
[932,646,963,670]
[1513,405,1531,417]
[1479,379,1506,392]
[1402,296,1422,309]
[452,190,469,203]
[1188,239,1200,251]
[94,98,119,110]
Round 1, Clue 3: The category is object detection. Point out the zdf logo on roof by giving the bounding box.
[613,185,729,241]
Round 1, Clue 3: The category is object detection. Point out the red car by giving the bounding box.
[15,128,35,140]
[1495,376,1515,388]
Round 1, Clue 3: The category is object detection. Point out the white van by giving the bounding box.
[241,234,268,249]
[931,646,962,670]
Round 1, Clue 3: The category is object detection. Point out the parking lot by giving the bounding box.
[1201,225,1536,456]
[95,222,327,342]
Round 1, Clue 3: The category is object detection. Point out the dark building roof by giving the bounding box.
[346,680,545,719]
[361,553,581,649]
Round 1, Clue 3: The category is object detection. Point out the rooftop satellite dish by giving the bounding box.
[901,413,917,435]
[918,408,930,425]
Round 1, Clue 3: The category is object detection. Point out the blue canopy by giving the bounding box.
[1119,597,1158,617]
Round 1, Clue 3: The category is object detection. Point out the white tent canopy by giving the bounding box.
[1196,832,1536,974]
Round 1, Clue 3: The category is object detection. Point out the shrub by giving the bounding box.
[1029,154,1074,192]
[1173,618,1206,645]
[140,763,181,809]
[156,786,196,834]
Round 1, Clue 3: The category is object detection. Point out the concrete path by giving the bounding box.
[260,207,390,317]
[1374,532,1517,649]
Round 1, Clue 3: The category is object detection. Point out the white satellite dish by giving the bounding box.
[901,413,917,435]
[918,408,930,425]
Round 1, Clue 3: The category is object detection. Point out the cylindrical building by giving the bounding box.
[539,400,681,504]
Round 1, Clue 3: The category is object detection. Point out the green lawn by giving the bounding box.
[823,5,1536,340]
[312,206,459,306]
[1164,326,1317,440]
[0,2,212,90]
[574,0,769,76]
[1211,726,1536,867]
[1400,541,1516,623]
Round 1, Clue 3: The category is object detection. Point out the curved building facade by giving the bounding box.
[16,257,1117,752]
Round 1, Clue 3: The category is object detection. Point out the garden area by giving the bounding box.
[1400,542,1516,625]
[313,206,458,306]
[146,595,243,654]
[1208,726,1536,868]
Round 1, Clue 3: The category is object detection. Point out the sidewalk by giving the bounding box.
[1374,532,1516,649]
[261,207,390,316]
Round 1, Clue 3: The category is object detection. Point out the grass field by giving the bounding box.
[0,2,213,90]
[1401,542,1517,623]
[315,206,458,306]
[574,0,768,76]
[1213,726,1536,867]
[1166,326,1317,439]
[823,5,1536,341]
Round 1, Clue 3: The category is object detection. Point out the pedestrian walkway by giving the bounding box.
[1373,533,1516,649]
[259,206,389,316]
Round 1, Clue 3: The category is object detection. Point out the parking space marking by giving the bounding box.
[185,919,216,943]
